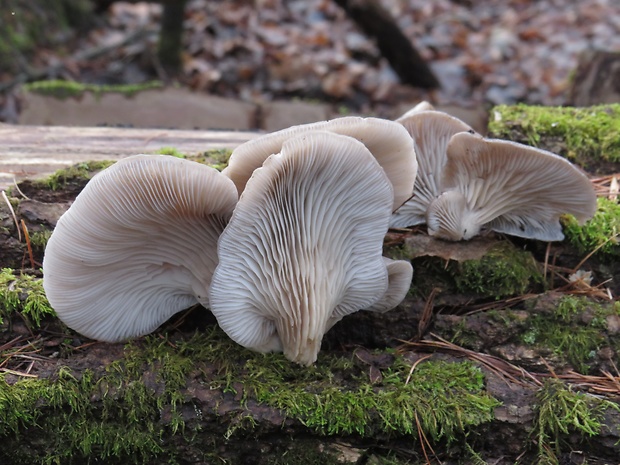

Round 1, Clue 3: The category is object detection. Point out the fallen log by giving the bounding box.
[1,112,619,464]
[0,123,259,190]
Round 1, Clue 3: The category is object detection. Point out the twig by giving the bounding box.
[1,190,21,241]
[20,219,36,269]
[0,368,38,378]
[401,334,542,387]
[414,410,436,464]
[571,233,620,273]
[401,334,619,397]
[12,178,30,200]
[458,293,538,316]
[543,241,551,288]
[405,354,433,386]
[418,288,438,339]
[0,336,24,352]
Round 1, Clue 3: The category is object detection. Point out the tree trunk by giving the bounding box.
[157,0,188,78]
[333,0,440,89]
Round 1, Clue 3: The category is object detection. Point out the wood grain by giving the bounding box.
[0,124,260,189]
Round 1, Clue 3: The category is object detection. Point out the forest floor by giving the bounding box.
[2,0,620,122]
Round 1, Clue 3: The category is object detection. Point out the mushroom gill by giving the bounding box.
[209,131,412,365]
[43,155,238,342]
[427,132,598,241]
[390,110,475,228]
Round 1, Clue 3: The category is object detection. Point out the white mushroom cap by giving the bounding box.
[43,155,238,342]
[395,100,436,121]
[221,116,417,211]
[390,110,474,228]
[363,257,413,313]
[427,131,598,241]
[210,131,396,365]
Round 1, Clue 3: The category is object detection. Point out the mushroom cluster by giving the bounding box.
[43,117,417,365]
[42,107,598,365]
[390,103,597,241]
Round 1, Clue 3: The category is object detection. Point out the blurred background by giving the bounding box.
[1,0,619,131]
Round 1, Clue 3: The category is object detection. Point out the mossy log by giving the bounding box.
[1,310,619,465]
[1,108,620,464]
[488,103,620,174]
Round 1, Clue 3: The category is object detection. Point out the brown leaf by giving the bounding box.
[403,235,498,262]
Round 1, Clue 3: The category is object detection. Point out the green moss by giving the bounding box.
[533,379,619,464]
[563,197,620,261]
[448,319,480,349]
[0,368,166,465]
[0,268,54,327]
[155,147,186,158]
[137,332,498,440]
[32,150,233,193]
[410,242,541,300]
[200,148,233,171]
[150,148,233,170]
[35,160,114,190]
[28,227,53,249]
[521,296,614,373]
[453,242,542,299]
[488,104,620,168]
[0,329,499,464]
[22,80,163,100]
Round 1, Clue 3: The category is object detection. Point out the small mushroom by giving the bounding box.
[390,110,474,227]
[426,131,598,241]
[209,131,412,365]
[43,155,238,342]
[222,116,418,211]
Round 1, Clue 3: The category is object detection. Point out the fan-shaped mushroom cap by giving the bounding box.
[390,110,474,228]
[43,155,238,342]
[221,116,417,211]
[364,257,413,313]
[427,132,597,241]
[210,131,396,365]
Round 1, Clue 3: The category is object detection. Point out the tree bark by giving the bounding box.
[333,0,440,89]
[157,0,188,77]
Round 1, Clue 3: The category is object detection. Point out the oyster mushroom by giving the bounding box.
[390,110,475,227]
[209,131,413,365]
[222,116,418,211]
[426,132,598,241]
[43,155,238,342]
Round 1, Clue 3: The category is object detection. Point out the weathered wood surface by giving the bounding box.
[0,123,260,190]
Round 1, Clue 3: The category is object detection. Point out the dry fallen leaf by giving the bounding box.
[403,234,498,262]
